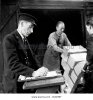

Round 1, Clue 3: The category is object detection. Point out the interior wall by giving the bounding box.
[20,9,85,46]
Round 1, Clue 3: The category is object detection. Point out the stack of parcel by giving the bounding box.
[61,46,87,93]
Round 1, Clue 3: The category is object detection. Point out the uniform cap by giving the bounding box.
[18,13,37,25]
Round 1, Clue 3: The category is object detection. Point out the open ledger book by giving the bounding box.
[18,71,62,82]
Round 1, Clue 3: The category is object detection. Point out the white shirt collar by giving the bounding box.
[17,29,24,40]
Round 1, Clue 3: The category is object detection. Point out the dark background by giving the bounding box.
[21,9,83,45]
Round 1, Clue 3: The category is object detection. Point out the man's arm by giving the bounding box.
[64,34,71,46]
[3,36,34,77]
[49,35,64,53]
[53,44,64,53]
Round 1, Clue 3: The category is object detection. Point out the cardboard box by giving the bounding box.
[74,61,86,76]
[67,53,86,69]
[61,59,71,74]
[63,72,74,89]
[70,70,77,83]
[61,46,87,93]
[63,45,87,54]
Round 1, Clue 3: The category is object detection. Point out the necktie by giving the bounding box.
[23,37,34,58]
[24,37,29,50]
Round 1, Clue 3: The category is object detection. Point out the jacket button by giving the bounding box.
[26,52,27,54]
[26,61,28,64]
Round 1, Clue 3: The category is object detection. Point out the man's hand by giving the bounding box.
[32,67,49,77]
[62,49,69,56]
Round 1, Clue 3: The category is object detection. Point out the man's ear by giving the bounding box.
[56,26,58,31]
[86,25,88,28]
[20,21,24,27]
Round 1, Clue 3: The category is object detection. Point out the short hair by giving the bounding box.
[56,21,65,27]
[86,16,93,27]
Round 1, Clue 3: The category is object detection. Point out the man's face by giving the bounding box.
[86,25,93,35]
[56,23,65,36]
[21,21,34,37]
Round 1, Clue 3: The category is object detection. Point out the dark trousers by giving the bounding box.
[83,71,93,93]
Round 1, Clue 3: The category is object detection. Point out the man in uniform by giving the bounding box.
[2,13,48,93]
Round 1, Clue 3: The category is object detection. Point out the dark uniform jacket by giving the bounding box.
[87,35,93,65]
[82,34,93,93]
[2,30,39,93]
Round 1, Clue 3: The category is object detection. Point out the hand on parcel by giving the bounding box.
[32,67,49,77]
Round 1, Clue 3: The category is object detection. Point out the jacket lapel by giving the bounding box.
[14,30,27,55]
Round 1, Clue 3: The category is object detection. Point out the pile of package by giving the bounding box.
[61,46,87,93]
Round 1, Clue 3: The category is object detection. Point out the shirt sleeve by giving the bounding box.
[48,33,63,53]
[64,33,71,46]
[48,34,57,47]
